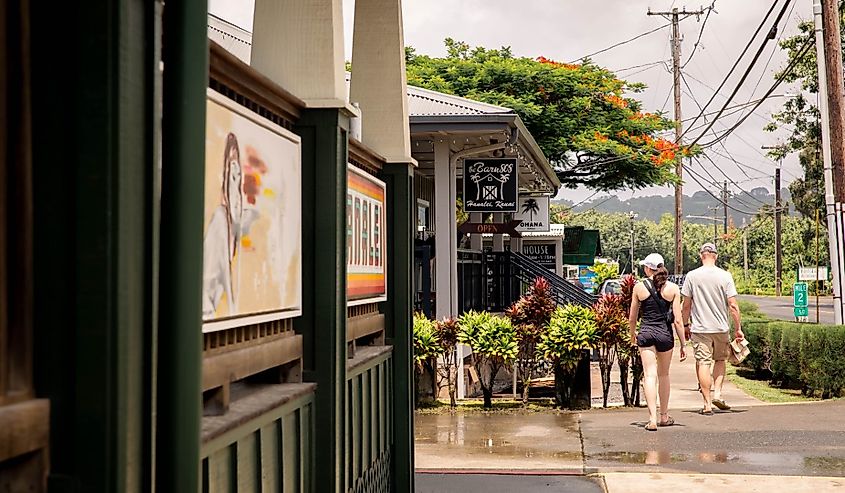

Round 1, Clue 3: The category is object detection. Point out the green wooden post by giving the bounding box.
[294,109,350,493]
[30,0,159,490]
[156,0,208,490]
[381,162,415,491]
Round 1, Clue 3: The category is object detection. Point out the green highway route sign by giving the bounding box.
[793,282,808,308]
[794,306,809,318]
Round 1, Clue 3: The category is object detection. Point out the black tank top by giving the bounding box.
[640,279,671,330]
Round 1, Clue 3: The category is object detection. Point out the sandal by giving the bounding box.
[698,408,714,416]
[712,399,731,410]
[658,415,675,427]
[645,422,658,431]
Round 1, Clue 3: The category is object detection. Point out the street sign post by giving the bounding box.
[793,282,809,321]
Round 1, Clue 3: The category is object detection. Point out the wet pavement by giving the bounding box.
[414,412,584,471]
[415,473,604,493]
[580,400,845,476]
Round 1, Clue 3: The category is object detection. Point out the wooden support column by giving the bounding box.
[470,213,483,250]
[294,109,350,493]
[434,140,455,319]
[30,0,163,490]
[381,161,415,493]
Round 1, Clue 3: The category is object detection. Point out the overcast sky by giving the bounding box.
[208,0,812,207]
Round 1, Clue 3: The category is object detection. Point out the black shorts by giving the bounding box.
[637,325,674,352]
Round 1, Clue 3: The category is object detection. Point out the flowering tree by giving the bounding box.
[406,40,696,191]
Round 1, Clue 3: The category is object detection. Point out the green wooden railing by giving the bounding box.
[201,386,316,492]
[345,348,393,493]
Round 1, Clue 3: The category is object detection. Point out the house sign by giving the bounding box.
[463,158,518,212]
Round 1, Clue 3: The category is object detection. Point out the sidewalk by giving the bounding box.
[601,472,845,493]
[415,343,845,491]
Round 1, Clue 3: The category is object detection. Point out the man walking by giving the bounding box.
[681,243,744,414]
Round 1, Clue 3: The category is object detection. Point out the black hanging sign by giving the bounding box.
[463,158,518,212]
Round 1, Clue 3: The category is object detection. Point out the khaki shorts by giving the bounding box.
[691,332,730,364]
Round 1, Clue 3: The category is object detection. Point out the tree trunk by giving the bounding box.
[631,353,643,407]
[599,360,611,408]
[553,364,573,409]
[618,355,631,406]
[448,364,457,408]
[481,386,493,409]
[521,377,531,405]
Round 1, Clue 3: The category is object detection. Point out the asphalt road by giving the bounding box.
[739,295,835,324]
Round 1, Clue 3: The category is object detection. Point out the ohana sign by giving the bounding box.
[463,158,518,212]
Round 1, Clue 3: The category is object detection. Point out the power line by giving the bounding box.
[568,23,673,63]
[681,1,717,69]
[687,0,795,148]
[614,60,670,72]
[696,36,813,148]
[681,0,782,139]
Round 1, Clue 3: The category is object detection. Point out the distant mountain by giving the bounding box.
[557,187,794,225]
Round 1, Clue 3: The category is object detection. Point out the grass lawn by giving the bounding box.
[726,365,819,404]
[415,398,565,415]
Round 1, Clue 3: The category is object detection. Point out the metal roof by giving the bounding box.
[208,14,252,64]
[407,85,513,117]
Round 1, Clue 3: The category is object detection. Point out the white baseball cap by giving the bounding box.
[639,253,665,270]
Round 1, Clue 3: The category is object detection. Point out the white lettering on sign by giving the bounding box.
[347,190,382,269]
[346,165,387,304]
[468,162,514,174]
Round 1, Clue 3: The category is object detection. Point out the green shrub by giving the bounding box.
[800,325,845,398]
[741,319,770,374]
[766,323,784,376]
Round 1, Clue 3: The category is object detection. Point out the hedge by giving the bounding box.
[740,321,845,398]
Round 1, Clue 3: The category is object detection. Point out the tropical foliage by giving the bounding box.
[538,305,599,408]
[505,277,556,405]
[457,310,518,408]
[592,293,629,407]
[413,313,440,404]
[406,40,695,191]
[434,317,460,407]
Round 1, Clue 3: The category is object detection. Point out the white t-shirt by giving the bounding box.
[681,265,737,334]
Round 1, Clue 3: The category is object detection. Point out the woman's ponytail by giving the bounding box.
[653,264,669,292]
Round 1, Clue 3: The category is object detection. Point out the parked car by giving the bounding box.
[597,278,622,296]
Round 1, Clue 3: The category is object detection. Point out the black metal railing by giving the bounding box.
[415,248,601,317]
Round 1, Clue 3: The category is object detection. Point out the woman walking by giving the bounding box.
[628,253,687,431]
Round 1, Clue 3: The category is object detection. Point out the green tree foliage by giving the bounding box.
[505,277,556,405]
[406,40,693,191]
[766,5,845,217]
[538,305,598,408]
[457,310,518,408]
[590,262,619,288]
[562,210,830,294]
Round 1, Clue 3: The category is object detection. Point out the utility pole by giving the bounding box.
[742,218,749,283]
[629,211,638,274]
[722,180,729,234]
[762,146,784,297]
[816,0,845,324]
[648,5,709,274]
[775,166,783,297]
[816,209,821,323]
[711,207,719,245]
